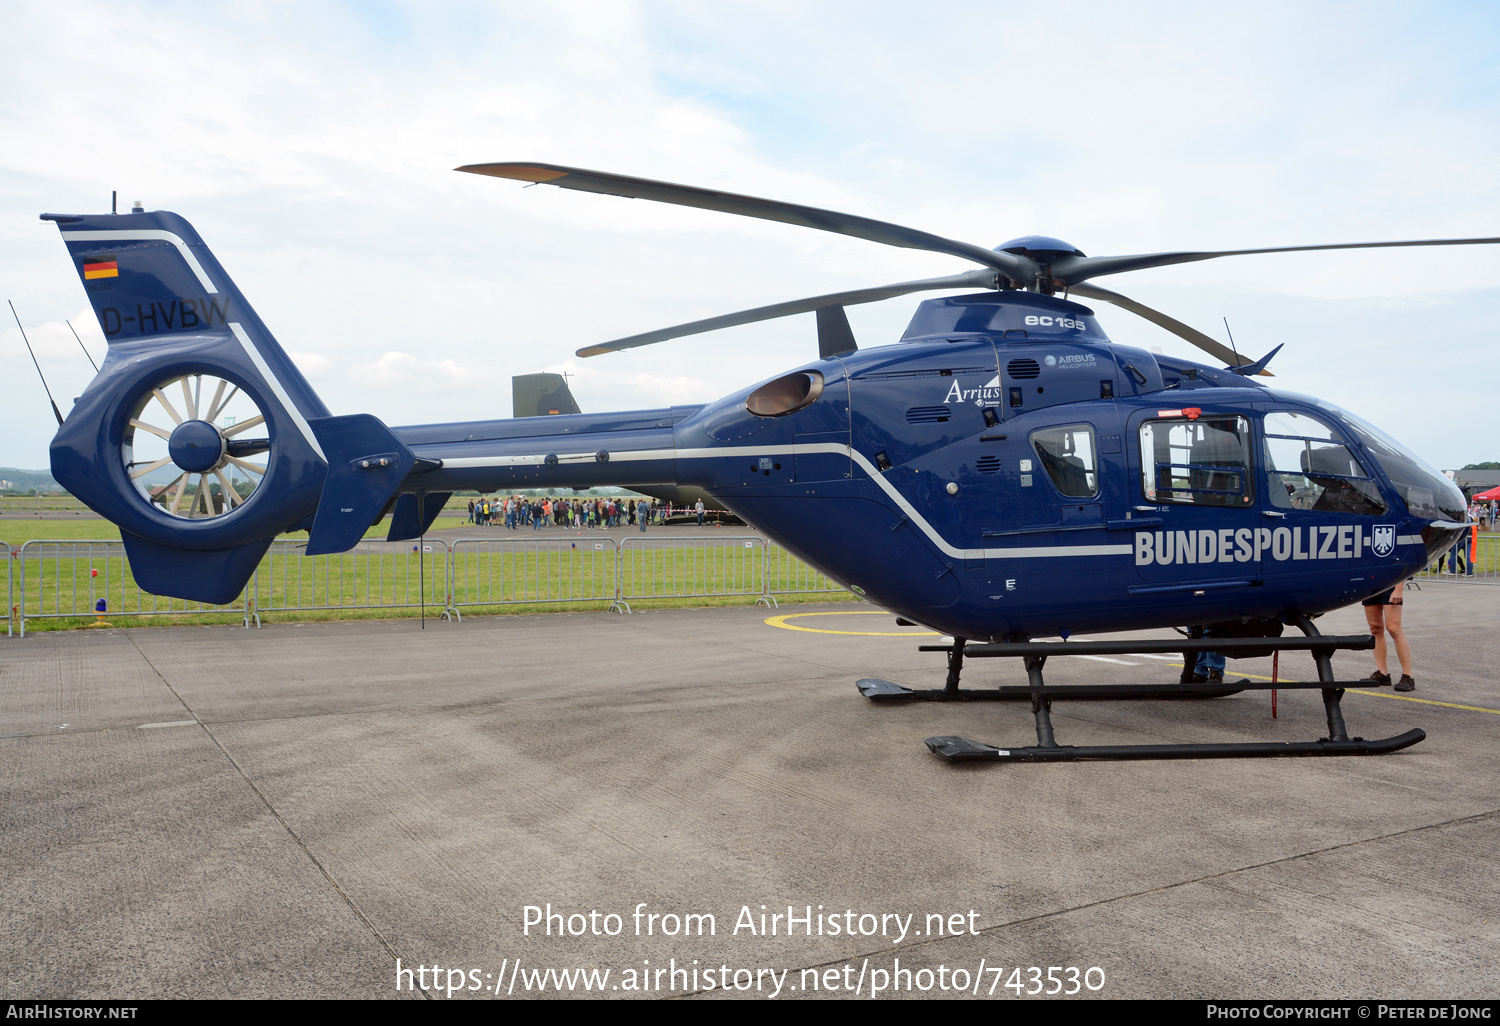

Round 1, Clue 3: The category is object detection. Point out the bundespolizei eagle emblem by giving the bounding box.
[1372,525,1396,557]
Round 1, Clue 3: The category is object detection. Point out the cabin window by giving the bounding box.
[1140,415,1254,507]
[1263,411,1386,516]
[1031,424,1098,498]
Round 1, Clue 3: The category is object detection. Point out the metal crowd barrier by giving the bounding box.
[1414,529,1498,585]
[449,536,623,613]
[15,540,250,637]
[4,541,12,637]
[764,539,844,596]
[618,535,773,609]
[5,531,850,635]
[246,539,459,626]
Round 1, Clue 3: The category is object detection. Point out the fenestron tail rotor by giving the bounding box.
[460,161,1500,363]
[124,372,272,519]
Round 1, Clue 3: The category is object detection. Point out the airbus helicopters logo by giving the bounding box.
[1045,353,1098,369]
[943,375,1002,405]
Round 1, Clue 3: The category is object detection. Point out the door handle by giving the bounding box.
[1262,510,1286,518]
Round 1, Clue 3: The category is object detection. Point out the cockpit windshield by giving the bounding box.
[1306,397,1466,523]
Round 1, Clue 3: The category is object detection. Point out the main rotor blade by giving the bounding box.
[577,270,998,357]
[1067,282,1267,373]
[1053,236,1500,285]
[459,162,1025,279]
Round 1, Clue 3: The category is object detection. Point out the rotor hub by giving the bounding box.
[995,236,1086,259]
[167,419,226,473]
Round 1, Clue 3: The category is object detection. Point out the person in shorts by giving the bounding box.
[1362,582,1414,691]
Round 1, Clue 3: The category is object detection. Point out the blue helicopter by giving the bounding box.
[41,165,1489,763]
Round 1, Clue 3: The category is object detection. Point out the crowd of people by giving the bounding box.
[464,495,710,530]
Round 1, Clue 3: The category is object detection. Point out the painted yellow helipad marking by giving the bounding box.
[764,611,941,636]
[1169,664,1500,715]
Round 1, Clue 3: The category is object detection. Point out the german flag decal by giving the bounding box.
[83,258,118,279]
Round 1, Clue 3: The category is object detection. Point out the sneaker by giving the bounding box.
[1361,671,1392,687]
[1207,669,1225,684]
[1394,675,1416,692]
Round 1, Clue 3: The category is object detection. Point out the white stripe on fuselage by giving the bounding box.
[435,441,1129,561]
[435,443,1431,562]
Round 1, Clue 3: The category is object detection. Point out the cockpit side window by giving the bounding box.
[1140,415,1254,507]
[1311,398,1465,522]
[1030,424,1098,498]
[1263,411,1387,516]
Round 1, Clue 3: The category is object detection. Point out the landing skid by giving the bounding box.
[922,731,1427,762]
[857,678,1250,701]
[862,614,1425,763]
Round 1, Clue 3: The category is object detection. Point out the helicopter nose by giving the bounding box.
[1421,522,1470,568]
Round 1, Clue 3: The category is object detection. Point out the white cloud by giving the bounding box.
[289,351,333,378]
[350,351,486,394]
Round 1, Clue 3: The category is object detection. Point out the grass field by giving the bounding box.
[3,529,847,633]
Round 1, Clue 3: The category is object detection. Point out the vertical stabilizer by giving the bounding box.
[512,372,582,417]
[43,207,340,602]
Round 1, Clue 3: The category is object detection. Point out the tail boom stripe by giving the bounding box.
[435,442,1132,561]
[228,322,327,462]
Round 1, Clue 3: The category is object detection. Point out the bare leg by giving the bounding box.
[1364,606,1388,674]
[1385,600,1413,677]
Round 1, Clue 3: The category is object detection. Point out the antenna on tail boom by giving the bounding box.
[9,300,64,426]
[66,320,99,373]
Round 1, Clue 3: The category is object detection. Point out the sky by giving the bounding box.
[2,0,1498,473]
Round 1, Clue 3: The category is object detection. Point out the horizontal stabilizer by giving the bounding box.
[306,414,416,555]
[387,491,452,542]
[120,532,271,606]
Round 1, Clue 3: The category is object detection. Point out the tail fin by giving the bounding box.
[42,208,411,601]
[42,208,328,433]
[512,372,582,417]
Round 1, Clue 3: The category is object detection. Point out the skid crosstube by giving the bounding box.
[863,617,1425,764]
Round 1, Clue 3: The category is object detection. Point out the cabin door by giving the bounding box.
[1128,409,1263,590]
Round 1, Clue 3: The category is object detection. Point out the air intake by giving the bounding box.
[976,455,1001,474]
[905,405,951,424]
[1007,358,1041,379]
